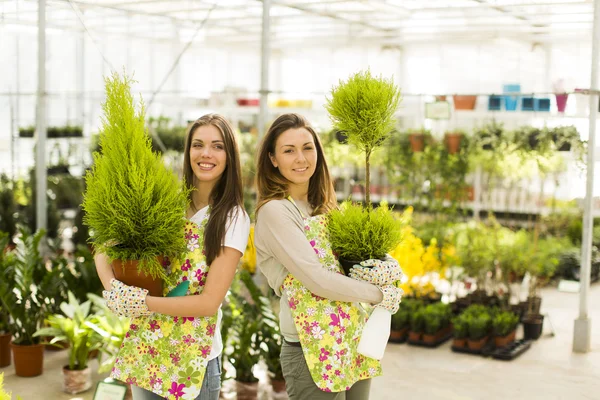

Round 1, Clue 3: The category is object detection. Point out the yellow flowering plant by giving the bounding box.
[240,225,256,274]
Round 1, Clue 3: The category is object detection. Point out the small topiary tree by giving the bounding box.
[326,70,401,206]
[82,72,189,282]
[325,70,403,269]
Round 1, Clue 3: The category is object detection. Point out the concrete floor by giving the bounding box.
[3,283,600,400]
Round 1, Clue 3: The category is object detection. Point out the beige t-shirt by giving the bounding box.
[254,198,383,342]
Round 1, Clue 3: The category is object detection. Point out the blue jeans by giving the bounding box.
[131,357,221,400]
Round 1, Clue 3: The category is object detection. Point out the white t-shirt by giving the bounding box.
[189,205,251,361]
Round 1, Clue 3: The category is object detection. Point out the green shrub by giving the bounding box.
[452,315,468,339]
[468,313,491,340]
[326,69,400,206]
[82,73,190,282]
[328,201,403,261]
[492,311,519,337]
[391,307,410,331]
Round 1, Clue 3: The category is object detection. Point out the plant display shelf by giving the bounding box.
[407,330,453,348]
[451,338,532,361]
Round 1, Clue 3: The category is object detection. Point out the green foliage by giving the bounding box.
[453,221,497,287]
[83,73,190,282]
[326,70,401,206]
[391,307,410,331]
[34,292,102,370]
[422,303,452,334]
[48,174,84,210]
[524,235,570,297]
[492,311,519,337]
[227,271,261,383]
[148,116,187,153]
[326,70,400,157]
[467,312,491,341]
[22,168,61,239]
[0,227,62,345]
[85,293,130,373]
[328,201,404,261]
[452,314,468,339]
[239,270,284,381]
[0,175,18,242]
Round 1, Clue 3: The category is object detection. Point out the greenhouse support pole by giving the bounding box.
[258,0,271,138]
[573,0,600,354]
[36,0,48,233]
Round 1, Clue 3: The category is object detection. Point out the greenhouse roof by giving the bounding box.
[1,0,593,46]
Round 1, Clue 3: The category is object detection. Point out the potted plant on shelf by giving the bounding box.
[492,310,519,348]
[407,128,431,152]
[34,292,102,394]
[444,129,467,155]
[82,73,190,295]
[550,126,580,152]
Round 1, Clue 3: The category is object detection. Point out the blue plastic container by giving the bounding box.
[503,84,521,93]
[535,98,550,112]
[504,96,518,111]
[522,97,535,111]
[488,95,502,111]
[503,83,520,111]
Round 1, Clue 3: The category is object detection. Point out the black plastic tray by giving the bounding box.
[492,339,532,360]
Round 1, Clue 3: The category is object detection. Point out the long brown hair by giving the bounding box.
[183,114,243,265]
[256,113,336,216]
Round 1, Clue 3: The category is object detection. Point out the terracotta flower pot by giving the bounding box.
[452,337,467,348]
[11,342,44,377]
[409,133,425,152]
[270,378,286,393]
[408,331,421,342]
[453,95,477,110]
[444,133,463,154]
[63,366,92,394]
[467,336,488,351]
[236,381,259,400]
[0,332,11,367]
[112,258,164,297]
[494,330,516,348]
[389,328,408,342]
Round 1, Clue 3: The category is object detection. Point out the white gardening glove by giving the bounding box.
[349,257,403,286]
[102,279,153,318]
[374,284,403,314]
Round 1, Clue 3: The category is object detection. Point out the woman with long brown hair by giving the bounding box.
[96,114,250,400]
[254,113,402,400]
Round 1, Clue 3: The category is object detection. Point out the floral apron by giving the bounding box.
[281,198,382,392]
[111,217,218,400]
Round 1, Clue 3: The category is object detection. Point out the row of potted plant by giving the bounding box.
[19,125,83,138]
[452,305,519,351]
[405,124,583,156]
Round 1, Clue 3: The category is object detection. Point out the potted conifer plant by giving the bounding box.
[325,70,403,273]
[82,73,189,295]
[325,70,404,360]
